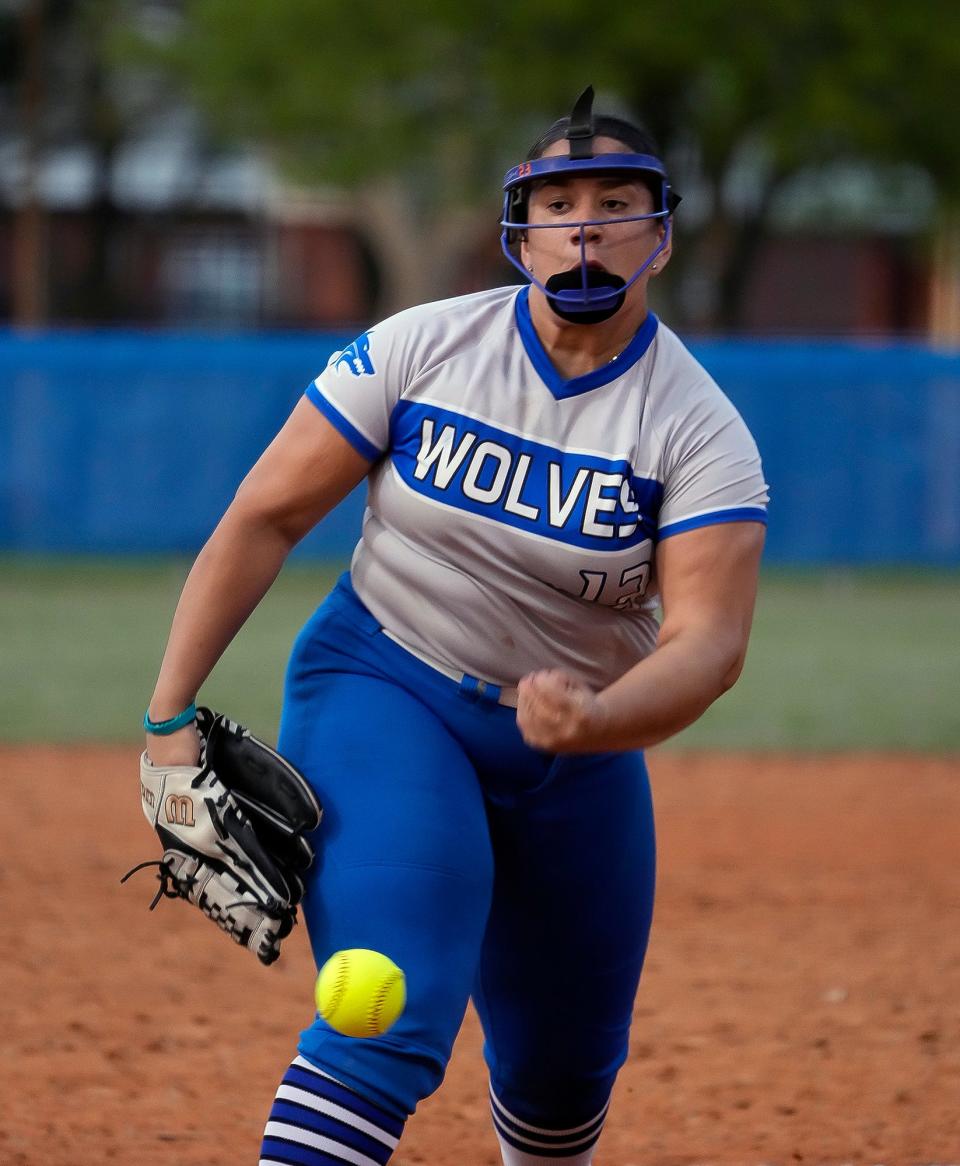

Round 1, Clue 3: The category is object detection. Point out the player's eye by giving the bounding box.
[546,198,570,213]
[601,198,628,212]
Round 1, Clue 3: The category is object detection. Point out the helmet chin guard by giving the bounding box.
[500,86,680,324]
[545,267,627,324]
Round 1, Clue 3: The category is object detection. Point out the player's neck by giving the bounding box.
[528,288,650,381]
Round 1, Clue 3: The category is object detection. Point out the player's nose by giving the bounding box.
[568,213,603,246]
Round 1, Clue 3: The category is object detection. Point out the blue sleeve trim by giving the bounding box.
[659,507,768,539]
[305,382,382,463]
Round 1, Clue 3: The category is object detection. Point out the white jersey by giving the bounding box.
[306,286,768,690]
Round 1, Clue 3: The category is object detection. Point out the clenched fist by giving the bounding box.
[516,669,608,752]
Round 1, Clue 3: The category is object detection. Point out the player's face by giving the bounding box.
[520,136,670,292]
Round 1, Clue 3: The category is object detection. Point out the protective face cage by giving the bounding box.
[500,86,681,323]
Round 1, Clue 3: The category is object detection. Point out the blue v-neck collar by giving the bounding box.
[514,286,659,400]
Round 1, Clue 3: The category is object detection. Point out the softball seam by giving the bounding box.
[367,969,404,1036]
[322,953,350,1021]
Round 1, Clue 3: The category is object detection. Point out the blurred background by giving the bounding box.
[1,0,958,749]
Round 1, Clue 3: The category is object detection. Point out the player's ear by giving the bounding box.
[651,226,673,275]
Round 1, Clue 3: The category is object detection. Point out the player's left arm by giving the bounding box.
[517,520,765,752]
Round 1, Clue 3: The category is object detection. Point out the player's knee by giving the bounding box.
[297,1025,452,1119]
[490,1081,610,1164]
[489,1068,616,1137]
[489,1027,627,1112]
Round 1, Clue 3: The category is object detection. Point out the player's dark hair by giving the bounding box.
[527,114,663,164]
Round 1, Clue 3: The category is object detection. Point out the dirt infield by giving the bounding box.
[1,748,957,1166]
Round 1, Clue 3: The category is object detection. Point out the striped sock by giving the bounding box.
[259,1055,404,1166]
[490,1089,608,1165]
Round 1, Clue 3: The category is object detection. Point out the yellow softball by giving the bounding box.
[315,948,406,1038]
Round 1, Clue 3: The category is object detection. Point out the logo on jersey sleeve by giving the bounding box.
[328,331,375,377]
[390,400,663,551]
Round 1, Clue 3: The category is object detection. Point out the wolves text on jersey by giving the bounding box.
[391,400,663,553]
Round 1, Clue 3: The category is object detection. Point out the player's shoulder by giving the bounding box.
[642,319,766,468]
[648,319,744,423]
[318,287,519,401]
[649,320,719,397]
[340,286,518,387]
[374,285,520,344]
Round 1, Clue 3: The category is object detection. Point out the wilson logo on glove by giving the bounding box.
[122,708,323,966]
[165,793,195,827]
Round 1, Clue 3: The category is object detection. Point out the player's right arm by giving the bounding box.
[145,397,372,766]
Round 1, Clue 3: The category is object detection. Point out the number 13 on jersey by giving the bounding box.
[578,560,652,610]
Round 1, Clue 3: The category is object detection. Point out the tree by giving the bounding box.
[4,0,49,326]
[122,0,960,328]
[2,0,172,325]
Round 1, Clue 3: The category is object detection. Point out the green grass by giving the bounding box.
[0,557,957,750]
[673,568,960,750]
[0,556,341,744]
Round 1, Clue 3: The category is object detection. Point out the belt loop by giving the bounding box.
[459,674,502,706]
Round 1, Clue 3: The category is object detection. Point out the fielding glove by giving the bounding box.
[123,708,322,966]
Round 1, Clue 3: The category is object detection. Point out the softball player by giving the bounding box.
[144,88,767,1165]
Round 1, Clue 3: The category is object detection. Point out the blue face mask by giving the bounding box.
[500,87,680,324]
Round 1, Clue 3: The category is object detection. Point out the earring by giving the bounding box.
[651,264,658,270]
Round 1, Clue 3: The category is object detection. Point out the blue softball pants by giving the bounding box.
[277,573,657,1128]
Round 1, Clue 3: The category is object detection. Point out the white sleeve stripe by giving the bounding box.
[291,1054,345,1084]
[275,1086,399,1148]
[489,1088,609,1137]
[263,1121,383,1166]
[492,1117,604,1153]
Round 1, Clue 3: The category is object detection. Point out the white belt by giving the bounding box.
[381,628,520,708]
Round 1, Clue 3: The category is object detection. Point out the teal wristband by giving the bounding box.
[143,703,197,735]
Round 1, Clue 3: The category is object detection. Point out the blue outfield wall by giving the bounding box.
[1,328,959,564]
